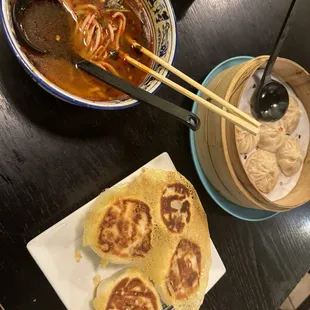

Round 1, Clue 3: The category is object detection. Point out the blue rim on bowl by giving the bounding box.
[0,0,177,110]
[190,56,278,221]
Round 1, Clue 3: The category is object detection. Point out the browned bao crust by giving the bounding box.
[166,239,201,300]
[93,268,161,310]
[85,169,211,310]
[99,199,152,258]
[106,277,159,309]
[160,184,191,233]
[83,176,157,264]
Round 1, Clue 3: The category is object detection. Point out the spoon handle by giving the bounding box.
[261,0,297,83]
[77,60,200,131]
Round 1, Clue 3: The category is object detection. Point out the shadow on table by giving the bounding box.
[169,0,196,20]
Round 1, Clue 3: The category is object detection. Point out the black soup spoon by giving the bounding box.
[251,0,297,122]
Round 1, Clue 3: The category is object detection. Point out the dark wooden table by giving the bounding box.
[1,0,310,309]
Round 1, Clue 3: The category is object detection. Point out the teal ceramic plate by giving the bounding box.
[190,56,278,221]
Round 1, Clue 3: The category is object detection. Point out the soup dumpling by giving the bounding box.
[282,96,301,134]
[258,120,286,153]
[245,150,279,193]
[276,136,304,176]
[236,126,260,154]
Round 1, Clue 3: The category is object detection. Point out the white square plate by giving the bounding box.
[27,152,226,310]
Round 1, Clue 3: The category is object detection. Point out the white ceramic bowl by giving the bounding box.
[1,0,177,110]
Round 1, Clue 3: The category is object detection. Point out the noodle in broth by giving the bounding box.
[22,0,154,101]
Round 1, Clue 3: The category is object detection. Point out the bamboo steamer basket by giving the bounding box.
[195,56,310,212]
[194,57,276,211]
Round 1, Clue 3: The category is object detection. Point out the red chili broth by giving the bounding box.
[23,0,154,101]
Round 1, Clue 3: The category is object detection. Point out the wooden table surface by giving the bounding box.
[1,0,310,309]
